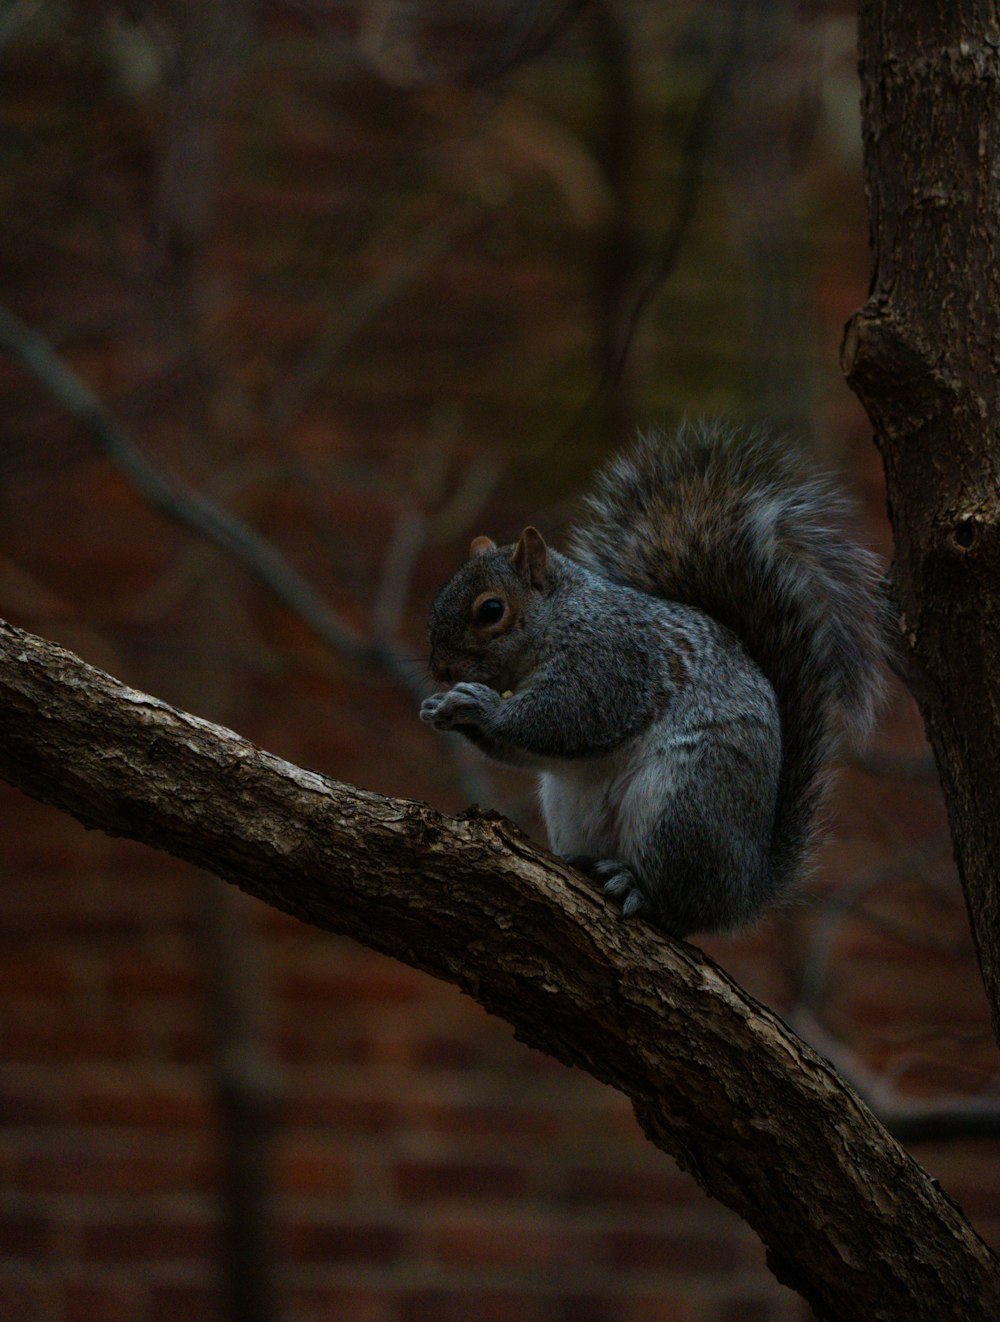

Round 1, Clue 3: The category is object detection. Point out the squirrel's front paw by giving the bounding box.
[420,681,499,732]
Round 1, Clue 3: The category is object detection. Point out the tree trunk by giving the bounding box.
[843,2,1000,1041]
[0,617,997,1322]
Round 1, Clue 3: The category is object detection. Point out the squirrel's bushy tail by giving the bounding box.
[570,421,886,890]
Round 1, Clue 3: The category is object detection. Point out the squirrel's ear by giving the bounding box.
[512,526,548,588]
[469,535,496,558]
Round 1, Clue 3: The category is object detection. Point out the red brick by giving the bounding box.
[976,1219,1000,1255]
[107,955,199,997]
[150,1283,222,1322]
[396,1157,528,1202]
[281,1219,404,1264]
[919,1140,1000,1220]
[427,1217,591,1270]
[12,1145,215,1195]
[0,872,194,935]
[615,1296,705,1322]
[718,1297,785,1322]
[168,1025,212,1064]
[0,951,72,995]
[0,1280,53,1321]
[556,1297,701,1322]
[81,1217,216,1263]
[400,1290,552,1322]
[793,1299,820,1322]
[0,1079,70,1125]
[288,1287,397,1322]
[275,1136,353,1196]
[65,1281,144,1322]
[567,1163,694,1208]
[418,1100,561,1140]
[604,1228,736,1275]
[832,960,989,1035]
[552,1298,614,1322]
[275,1024,362,1066]
[284,1092,401,1133]
[0,1208,54,1258]
[2,1017,137,1063]
[412,1034,485,1069]
[75,1079,212,1129]
[278,961,426,1005]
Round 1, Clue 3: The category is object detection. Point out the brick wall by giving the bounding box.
[1,4,997,1320]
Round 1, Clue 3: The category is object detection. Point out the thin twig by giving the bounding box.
[371,407,461,641]
[268,209,480,433]
[0,303,387,673]
[605,1,749,385]
[520,0,751,469]
[793,1011,1000,1143]
[796,833,957,1014]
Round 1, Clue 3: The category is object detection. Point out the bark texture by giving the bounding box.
[844,4,1000,1038]
[0,617,997,1322]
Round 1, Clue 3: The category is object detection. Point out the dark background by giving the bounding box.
[1,3,997,1320]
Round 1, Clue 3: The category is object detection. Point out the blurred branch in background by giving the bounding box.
[791,1011,1000,1144]
[796,833,961,1018]
[360,0,592,88]
[201,855,283,1322]
[586,0,638,446]
[718,0,820,436]
[370,403,502,642]
[530,0,753,463]
[604,0,749,392]
[0,304,372,666]
[268,207,483,434]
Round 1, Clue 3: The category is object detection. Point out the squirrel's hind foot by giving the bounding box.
[560,854,649,921]
[593,859,647,919]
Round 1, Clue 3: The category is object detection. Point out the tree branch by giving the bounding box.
[0,617,997,1322]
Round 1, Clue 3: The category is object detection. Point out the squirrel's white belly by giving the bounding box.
[538,763,620,857]
[538,727,682,860]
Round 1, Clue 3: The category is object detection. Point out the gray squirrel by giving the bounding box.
[420,422,885,938]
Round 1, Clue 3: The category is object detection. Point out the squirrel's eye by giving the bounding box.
[475,597,505,626]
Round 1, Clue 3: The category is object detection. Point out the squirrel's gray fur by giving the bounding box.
[420,421,885,938]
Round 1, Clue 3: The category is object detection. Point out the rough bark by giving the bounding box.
[0,618,997,1322]
[843,4,1000,1040]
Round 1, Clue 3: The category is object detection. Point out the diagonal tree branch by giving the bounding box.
[0,616,997,1322]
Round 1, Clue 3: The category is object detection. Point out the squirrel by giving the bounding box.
[420,421,885,938]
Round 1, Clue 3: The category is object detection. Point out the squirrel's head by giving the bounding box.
[427,527,551,690]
